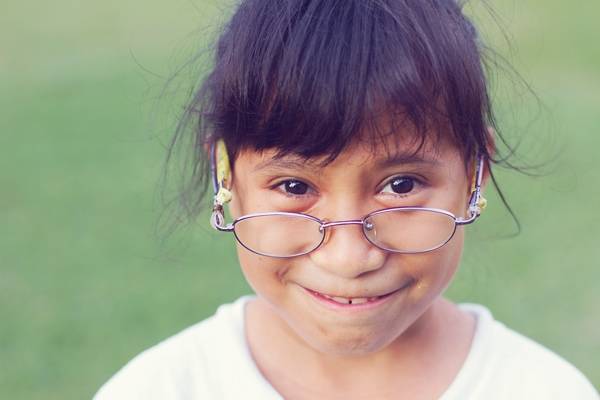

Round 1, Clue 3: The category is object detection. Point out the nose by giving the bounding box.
[309,220,387,279]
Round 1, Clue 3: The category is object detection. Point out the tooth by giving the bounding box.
[319,293,379,305]
[331,296,348,304]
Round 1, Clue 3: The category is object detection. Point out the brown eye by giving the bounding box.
[390,177,414,194]
[283,180,309,195]
[381,177,417,195]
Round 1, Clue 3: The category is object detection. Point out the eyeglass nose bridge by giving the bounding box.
[319,219,373,232]
[317,219,376,253]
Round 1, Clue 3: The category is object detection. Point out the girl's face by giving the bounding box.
[228,135,475,356]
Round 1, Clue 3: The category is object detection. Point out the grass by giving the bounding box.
[1,0,599,398]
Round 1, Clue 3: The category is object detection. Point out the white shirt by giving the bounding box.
[95,296,599,399]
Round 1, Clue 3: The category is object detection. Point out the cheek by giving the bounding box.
[405,228,465,301]
[236,246,289,299]
[228,194,243,219]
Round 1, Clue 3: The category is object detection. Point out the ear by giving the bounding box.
[481,126,496,189]
[226,156,242,220]
[485,126,497,157]
[202,137,211,155]
[465,127,495,210]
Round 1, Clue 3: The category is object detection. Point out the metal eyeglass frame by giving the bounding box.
[208,141,486,258]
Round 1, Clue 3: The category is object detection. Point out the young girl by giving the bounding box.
[96,1,598,399]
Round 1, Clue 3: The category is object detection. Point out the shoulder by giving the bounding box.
[449,304,599,400]
[94,296,264,400]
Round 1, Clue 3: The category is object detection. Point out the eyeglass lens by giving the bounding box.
[233,214,324,257]
[233,209,457,257]
[363,209,456,253]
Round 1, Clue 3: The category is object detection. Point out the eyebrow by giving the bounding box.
[253,157,312,172]
[253,152,440,172]
[375,153,441,168]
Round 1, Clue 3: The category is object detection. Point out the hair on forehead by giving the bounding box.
[258,118,450,170]
[200,0,492,164]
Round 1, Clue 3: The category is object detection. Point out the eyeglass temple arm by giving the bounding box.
[210,140,234,232]
[456,155,487,226]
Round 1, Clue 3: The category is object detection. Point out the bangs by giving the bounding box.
[206,0,490,163]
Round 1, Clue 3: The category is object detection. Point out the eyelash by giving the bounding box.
[271,175,425,199]
[378,175,424,198]
[271,179,316,198]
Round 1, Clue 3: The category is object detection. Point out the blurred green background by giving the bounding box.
[1,0,598,398]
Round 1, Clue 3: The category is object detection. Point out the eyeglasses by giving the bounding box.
[208,140,487,258]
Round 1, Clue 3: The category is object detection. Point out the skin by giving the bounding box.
[226,135,487,399]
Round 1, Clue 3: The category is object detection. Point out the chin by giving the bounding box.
[299,323,398,357]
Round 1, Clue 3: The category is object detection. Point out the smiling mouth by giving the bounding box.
[314,292,381,305]
[305,285,407,306]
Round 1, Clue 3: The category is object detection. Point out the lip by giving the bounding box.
[301,282,411,312]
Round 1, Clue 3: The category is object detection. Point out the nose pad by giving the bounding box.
[318,221,331,245]
[362,219,378,244]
